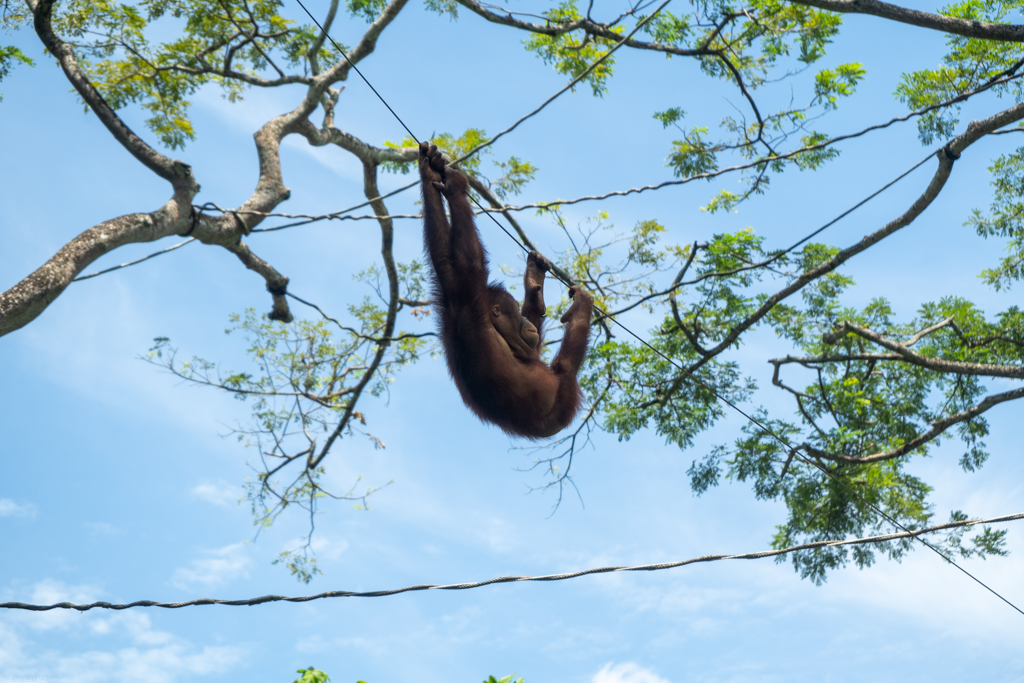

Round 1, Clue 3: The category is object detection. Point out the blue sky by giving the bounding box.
[1,2,1023,682]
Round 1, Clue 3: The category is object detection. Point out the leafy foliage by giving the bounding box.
[968,146,1024,290]
[0,45,32,101]
[292,667,333,683]
[382,128,490,174]
[383,128,537,198]
[424,0,459,18]
[146,257,429,541]
[896,0,1024,144]
[346,0,388,23]
[523,2,621,96]
[274,549,322,584]
[49,0,353,148]
[814,63,865,110]
[12,0,1014,584]
[490,155,538,199]
[287,670,519,683]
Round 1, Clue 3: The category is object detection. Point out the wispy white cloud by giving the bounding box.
[825,548,1024,645]
[191,86,365,183]
[592,662,672,683]
[84,521,121,537]
[7,579,103,632]
[0,592,245,683]
[294,603,488,657]
[0,621,27,668]
[46,642,244,683]
[171,543,251,590]
[0,498,36,518]
[190,482,239,507]
[309,534,349,561]
[475,517,519,553]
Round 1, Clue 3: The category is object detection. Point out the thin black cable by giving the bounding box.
[71,146,933,282]
[293,0,671,266]
[291,1,1022,616]
[295,0,419,143]
[3,512,1020,612]
[295,0,533,253]
[776,151,934,258]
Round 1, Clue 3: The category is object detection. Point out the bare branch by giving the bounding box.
[456,0,710,57]
[307,0,340,76]
[309,161,400,470]
[227,242,293,322]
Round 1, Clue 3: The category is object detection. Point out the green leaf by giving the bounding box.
[292,667,331,683]
[523,1,620,96]
[0,46,34,102]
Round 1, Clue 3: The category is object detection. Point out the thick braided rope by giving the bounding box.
[4,512,1020,612]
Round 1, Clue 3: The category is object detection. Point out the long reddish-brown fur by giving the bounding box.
[419,142,593,438]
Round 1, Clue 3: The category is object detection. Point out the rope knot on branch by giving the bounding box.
[822,322,850,345]
[266,280,289,298]
[185,206,202,236]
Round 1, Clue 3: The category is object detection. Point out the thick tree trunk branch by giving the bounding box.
[182,0,415,324]
[9,0,415,337]
[38,0,314,324]
[2,0,303,335]
[227,242,293,322]
[237,119,294,225]
[0,82,300,334]
[295,120,388,161]
[0,198,191,336]
[787,0,1024,42]
[822,320,1024,379]
[467,0,1024,45]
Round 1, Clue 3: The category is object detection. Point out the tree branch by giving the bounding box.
[788,0,1024,42]
[308,161,399,470]
[456,0,711,57]
[1,0,308,333]
[660,99,1024,398]
[0,208,189,336]
[823,320,1024,379]
[801,386,1024,464]
[32,0,197,189]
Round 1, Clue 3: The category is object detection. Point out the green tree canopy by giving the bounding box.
[2,0,1022,586]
